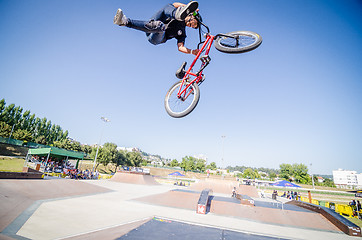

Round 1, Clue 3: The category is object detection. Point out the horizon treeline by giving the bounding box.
[0,98,69,146]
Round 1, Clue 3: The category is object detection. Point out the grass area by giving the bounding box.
[0,157,116,175]
[77,160,117,174]
[0,157,24,172]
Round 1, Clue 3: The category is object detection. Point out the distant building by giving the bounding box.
[117,147,140,152]
[194,154,208,165]
[317,176,324,183]
[333,169,362,189]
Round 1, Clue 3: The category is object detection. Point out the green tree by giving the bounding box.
[206,162,217,170]
[20,110,31,131]
[90,146,105,170]
[269,172,277,180]
[112,149,127,172]
[170,159,179,167]
[72,142,82,151]
[292,163,310,184]
[12,106,23,132]
[0,121,11,138]
[254,169,261,179]
[0,103,15,124]
[243,168,255,179]
[35,135,47,145]
[89,143,119,170]
[126,151,143,167]
[0,99,70,144]
[279,163,293,180]
[62,130,69,141]
[180,156,197,172]
[242,168,260,179]
[0,99,5,116]
[81,144,93,155]
[323,178,335,188]
[27,114,36,136]
[53,138,74,150]
[12,129,32,141]
[100,143,119,171]
[195,158,206,172]
[33,117,41,138]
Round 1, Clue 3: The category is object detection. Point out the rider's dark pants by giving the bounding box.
[126,4,177,45]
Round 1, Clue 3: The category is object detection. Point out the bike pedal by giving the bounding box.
[200,55,211,64]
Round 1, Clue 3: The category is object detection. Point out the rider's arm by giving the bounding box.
[177,42,199,55]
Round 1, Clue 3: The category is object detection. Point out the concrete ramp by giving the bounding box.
[189,179,238,195]
[189,179,258,198]
[238,185,259,198]
[111,171,160,185]
[134,189,341,233]
[0,179,110,233]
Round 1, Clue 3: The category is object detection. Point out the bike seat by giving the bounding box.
[175,61,187,79]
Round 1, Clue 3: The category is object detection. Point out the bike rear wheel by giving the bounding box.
[164,81,200,118]
[214,31,262,54]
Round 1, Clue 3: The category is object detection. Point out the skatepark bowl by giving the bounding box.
[0,171,360,240]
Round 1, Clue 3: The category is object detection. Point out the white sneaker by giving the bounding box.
[113,9,127,26]
[175,1,198,21]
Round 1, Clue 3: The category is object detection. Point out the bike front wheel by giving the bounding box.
[164,81,200,118]
[214,31,262,54]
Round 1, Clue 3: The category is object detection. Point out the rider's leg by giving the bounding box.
[127,19,165,33]
[114,9,165,34]
[127,19,167,45]
[149,4,177,22]
[151,2,198,22]
[147,32,167,45]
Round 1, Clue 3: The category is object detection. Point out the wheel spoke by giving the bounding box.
[165,81,200,118]
[214,31,262,54]
[167,83,196,114]
[220,34,256,49]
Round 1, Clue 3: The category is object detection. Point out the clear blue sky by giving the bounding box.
[1,0,361,175]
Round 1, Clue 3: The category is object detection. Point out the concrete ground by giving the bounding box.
[0,178,357,240]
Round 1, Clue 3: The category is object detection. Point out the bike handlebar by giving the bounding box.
[194,12,210,34]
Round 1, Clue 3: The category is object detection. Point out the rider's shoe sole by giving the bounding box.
[176,1,198,21]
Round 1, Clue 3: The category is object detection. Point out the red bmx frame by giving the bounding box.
[177,34,215,100]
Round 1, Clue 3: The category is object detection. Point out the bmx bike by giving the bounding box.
[164,12,262,118]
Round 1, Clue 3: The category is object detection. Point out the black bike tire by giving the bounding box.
[164,81,200,118]
[214,31,262,54]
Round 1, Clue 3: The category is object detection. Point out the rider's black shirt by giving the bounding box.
[165,20,186,43]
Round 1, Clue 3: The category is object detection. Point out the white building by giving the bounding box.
[117,147,140,152]
[332,169,361,188]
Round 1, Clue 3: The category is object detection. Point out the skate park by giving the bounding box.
[0,170,360,240]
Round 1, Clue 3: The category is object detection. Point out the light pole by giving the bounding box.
[221,135,226,168]
[221,135,226,179]
[8,124,15,140]
[310,163,315,189]
[93,117,110,172]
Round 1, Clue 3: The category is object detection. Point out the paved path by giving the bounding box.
[0,179,356,240]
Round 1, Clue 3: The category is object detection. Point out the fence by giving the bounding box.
[299,194,361,219]
[0,136,50,149]
[0,136,24,146]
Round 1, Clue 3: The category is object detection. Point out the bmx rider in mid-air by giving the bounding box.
[113,1,200,55]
